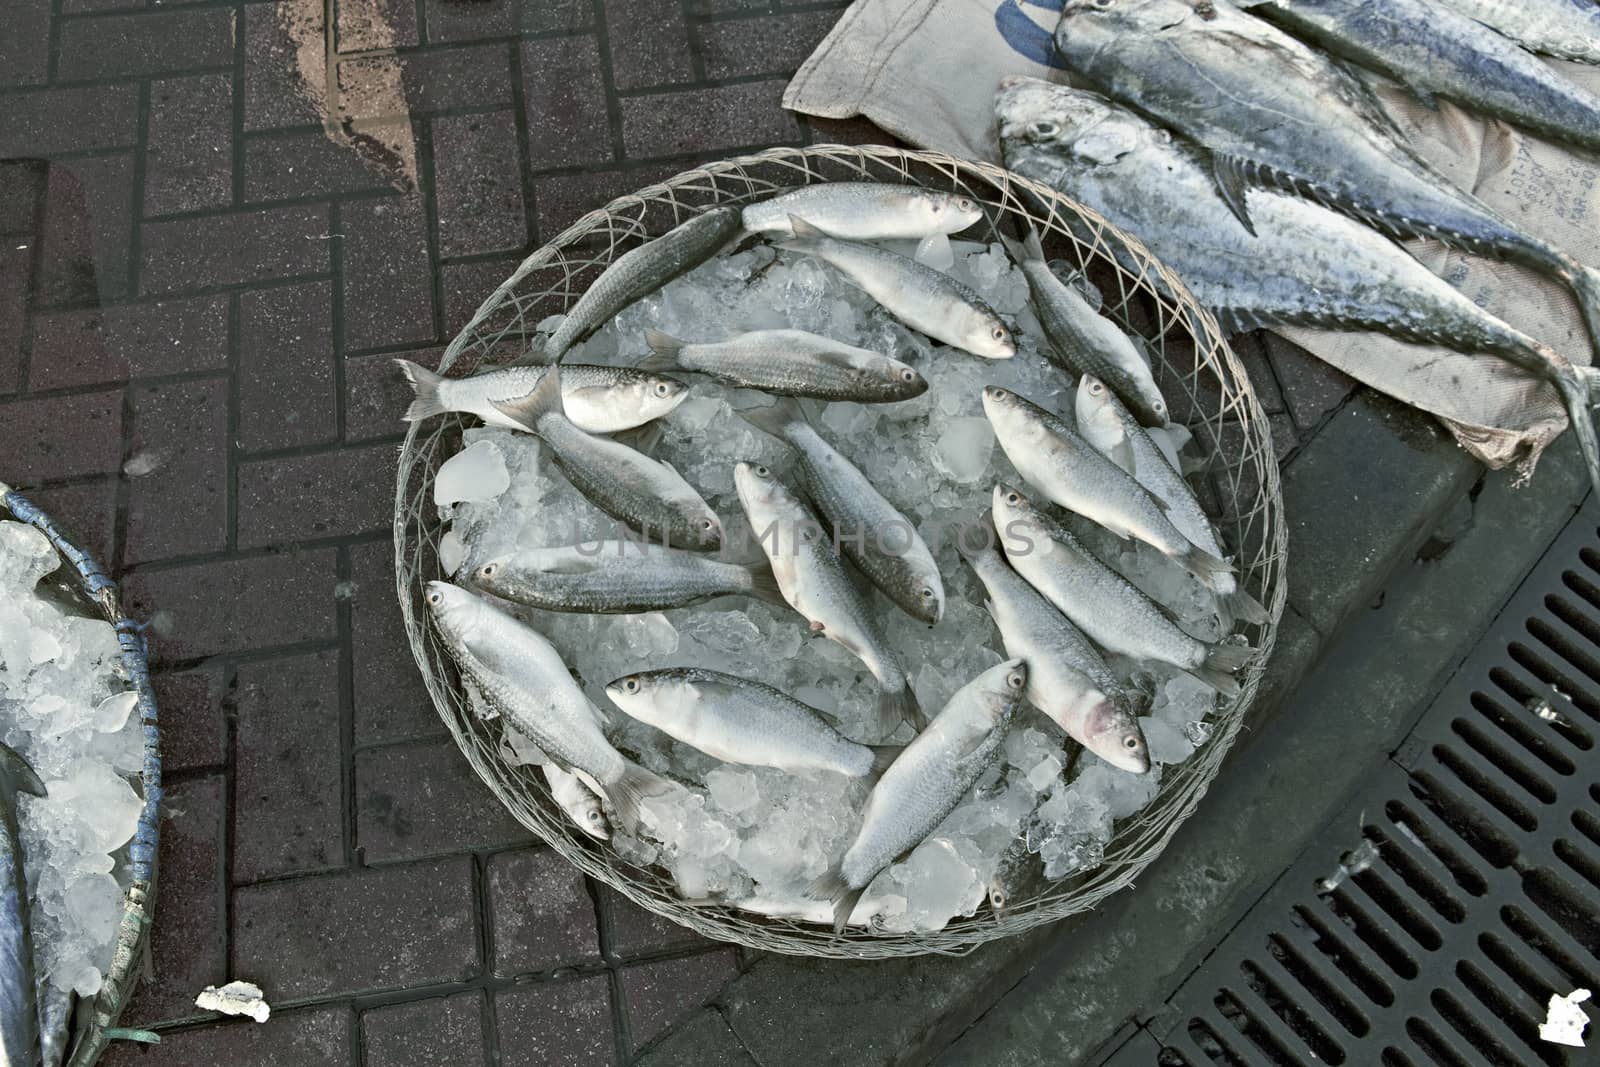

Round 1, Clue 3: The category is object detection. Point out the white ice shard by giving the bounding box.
[433,439,510,507]
[196,980,272,1023]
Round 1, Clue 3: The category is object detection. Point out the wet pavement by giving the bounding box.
[0,2,1524,1064]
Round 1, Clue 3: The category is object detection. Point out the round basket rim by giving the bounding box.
[392,144,1288,958]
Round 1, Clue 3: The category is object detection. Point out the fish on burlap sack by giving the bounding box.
[784,0,1600,473]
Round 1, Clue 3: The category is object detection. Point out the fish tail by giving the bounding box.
[1203,640,1256,677]
[742,560,789,607]
[738,397,805,441]
[865,744,903,782]
[1180,543,1237,593]
[0,742,46,798]
[1184,666,1242,699]
[639,328,685,372]
[489,359,564,432]
[396,359,449,422]
[953,510,998,563]
[602,759,674,835]
[785,213,825,241]
[879,682,926,735]
[1221,583,1271,627]
[806,863,865,934]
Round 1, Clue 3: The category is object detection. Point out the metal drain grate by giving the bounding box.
[1147,503,1600,1067]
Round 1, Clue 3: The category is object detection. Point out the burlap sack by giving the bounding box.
[784,0,1600,470]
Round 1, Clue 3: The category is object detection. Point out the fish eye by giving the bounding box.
[955,197,975,213]
[1030,121,1059,138]
[991,890,1005,906]
[755,464,769,477]
[1006,491,1020,505]
[900,368,916,383]
[654,382,670,397]
[624,677,640,693]
[587,809,603,823]
[921,587,935,599]
[701,518,715,530]
[1006,670,1026,690]
[1089,381,1103,396]
[479,562,497,577]
[991,325,1008,342]
[426,590,442,605]
[1124,736,1142,750]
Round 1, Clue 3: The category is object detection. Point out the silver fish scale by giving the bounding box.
[787,522,904,690]
[538,417,710,546]
[1085,389,1221,561]
[482,544,754,613]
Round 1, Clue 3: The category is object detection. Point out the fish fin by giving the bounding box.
[536,556,605,575]
[866,745,902,780]
[1181,544,1237,592]
[786,214,826,241]
[1213,306,1267,336]
[1210,155,1259,237]
[621,420,665,458]
[639,328,684,372]
[0,742,46,798]
[738,398,805,441]
[1061,268,1104,311]
[805,864,866,934]
[1204,641,1256,675]
[1184,666,1242,699]
[396,359,449,422]
[879,684,926,736]
[1108,434,1136,476]
[490,360,564,431]
[998,227,1043,268]
[1222,586,1271,626]
[601,760,674,835]
[743,560,790,607]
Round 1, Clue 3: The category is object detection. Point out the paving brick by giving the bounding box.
[621,950,738,1050]
[487,846,600,975]
[339,43,512,120]
[150,665,227,771]
[28,295,231,390]
[245,129,399,202]
[0,160,45,233]
[530,161,679,242]
[0,389,123,484]
[424,0,517,42]
[0,242,29,395]
[0,86,140,157]
[337,0,419,52]
[604,0,693,90]
[232,650,346,881]
[1270,411,1297,464]
[238,443,395,546]
[356,738,532,862]
[232,856,479,999]
[141,204,330,295]
[121,548,340,663]
[440,256,520,334]
[238,280,339,452]
[21,479,118,568]
[633,1007,758,1066]
[495,975,615,1067]
[245,0,327,131]
[342,195,437,350]
[1264,331,1356,431]
[123,376,230,563]
[620,80,800,159]
[61,0,142,11]
[349,539,443,744]
[432,110,527,258]
[0,0,50,86]
[346,346,439,440]
[521,0,590,33]
[119,775,227,1025]
[362,991,488,1067]
[57,7,236,80]
[1230,331,1284,415]
[520,36,612,171]
[101,1006,353,1067]
[143,73,236,217]
[38,155,135,307]
[600,885,711,958]
[698,10,838,81]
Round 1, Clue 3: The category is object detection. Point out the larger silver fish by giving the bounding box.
[995,79,1600,498]
[639,328,927,403]
[1074,376,1269,629]
[490,366,723,550]
[1435,0,1600,64]
[544,206,743,361]
[777,217,1016,359]
[606,668,896,778]
[983,386,1235,593]
[808,659,1028,932]
[472,541,784,614]
[957,513,1149,773]
[425,582,671,831]
[733,461,923,736]
[992,484,1254,695]
[396,359,688,435]
[1240,0,1600,154]
[0,743,45,1067]
[1053,0,1600,360]
[741,399,946,625]
[741,183,985,240]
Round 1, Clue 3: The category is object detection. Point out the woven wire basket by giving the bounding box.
[393,146,1287,958]
[0,482,163,1062]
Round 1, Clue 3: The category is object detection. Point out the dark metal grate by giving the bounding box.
[1149,504,1600,1067]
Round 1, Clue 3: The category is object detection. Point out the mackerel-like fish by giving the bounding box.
[742,399,946,625]
[957,513,1149,772]
[543,764,609,841]
[983,386,1235,592]
[1435,0,1600,64]
[426,582,671,830]
[490,366,723,550]
[639,329,927,402]
[808,659,1028,932]
[1053,0,1600,360]
[472,541,784,614]
[545,206,743,361]
[606,668,897,777]
[741,183,985,240]
[995,79,1600,498]
[733,461,923,736]
[1241,0,1600,154]
[1074,376,1269,629]
[396,359,688,435]
[777,217,1016,359]
[999,228,1169,427]
[992,485,1254,695]
[0,743,45,1067]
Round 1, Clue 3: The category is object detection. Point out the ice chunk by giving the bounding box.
[196,981,272,1023]
[706,767,760,816]
[433,440,510,507]
[122,451,162,477]
[915,233,954,271]
[931,417,995,483]
[1026,754,1063,793]
[1539,989,1591,1048]
[1140,716,1194,766]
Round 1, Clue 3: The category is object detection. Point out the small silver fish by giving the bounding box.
[733,461,923,736]
[777,217,1016,359]
[0,743,45,1067]
[808,659,1028,932]
[425,582,671,830]
[742,399,946,624]
[472,541,785,614]
[542,764,609,841]
[993,485,1254,696]
[606,668,897,777]
[741,183,984,240]
[639,329,927,403]
[396,360,688,435]
[37,984,75,1067]
[545,207,743,361]
[987,833,1045,918]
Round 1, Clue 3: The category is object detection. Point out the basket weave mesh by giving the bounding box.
[393,146,1287,958]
